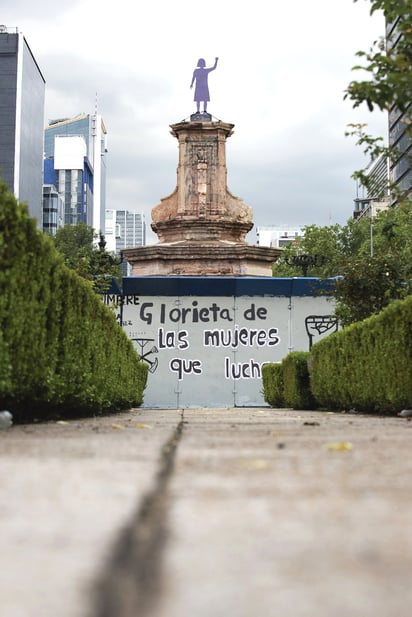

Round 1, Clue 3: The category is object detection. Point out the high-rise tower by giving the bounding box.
[0,27,45,225]
[44,113,108,233]
[104,208,146,255]
[387,17,411,201]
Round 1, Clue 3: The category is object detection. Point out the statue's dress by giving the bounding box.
[192,68,213,102]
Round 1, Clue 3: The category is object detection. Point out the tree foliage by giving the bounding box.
[346,0,412,114]
[53,223,121,294]
[288,1,412,325]
[272,202,412,325]
[345,0,412,193]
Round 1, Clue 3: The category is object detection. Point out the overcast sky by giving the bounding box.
[4,0,386,243]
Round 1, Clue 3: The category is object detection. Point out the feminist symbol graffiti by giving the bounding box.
[305,315,338,349]
[132,338,159,373]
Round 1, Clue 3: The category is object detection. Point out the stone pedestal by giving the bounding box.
[122,117,281,276]
[122,242,281,277]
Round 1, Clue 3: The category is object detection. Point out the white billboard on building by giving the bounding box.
[54,135,86,170]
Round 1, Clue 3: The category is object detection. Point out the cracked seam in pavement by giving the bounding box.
[91,411,185,617]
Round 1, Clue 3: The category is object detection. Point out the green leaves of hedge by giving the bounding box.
[310,295,412,413]
[0,180,147,420]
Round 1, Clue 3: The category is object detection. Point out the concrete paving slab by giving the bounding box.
[153,409,412,617]
[0,409,181,617]
[1,407,412,617]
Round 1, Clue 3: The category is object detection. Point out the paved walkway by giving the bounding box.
[1,408,412,617]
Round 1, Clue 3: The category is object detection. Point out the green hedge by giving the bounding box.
[0,180,148,421]
[262,295,412,413]
[310,295,412,413]
[262,352,316,410]
[282,352,316,409]
[262,363,284,407]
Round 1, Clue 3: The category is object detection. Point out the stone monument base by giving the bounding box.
[122,116,282,278]
[122,241,281,277]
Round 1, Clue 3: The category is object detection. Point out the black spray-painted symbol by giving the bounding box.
[132,338,159,373]
[305,315,338,349]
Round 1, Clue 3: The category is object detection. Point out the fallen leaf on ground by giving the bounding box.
[56,420,69,425]
[324,442,353,451]
[111,423,125,430]
[239,459,271,470]
[135,423,152,429]
[269,430,283,437]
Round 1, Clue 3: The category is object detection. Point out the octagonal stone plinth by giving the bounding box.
[123,117,281,276]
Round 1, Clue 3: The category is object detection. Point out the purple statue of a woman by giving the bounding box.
[190,57,219,113]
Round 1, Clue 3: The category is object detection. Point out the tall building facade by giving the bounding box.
[386,17,411,201]
[353,17,410,220]
[44,113,108,233]
[256,225,304,248]
[105,209,146,255]
[0,27,45,225]
[42,184,64,234]
[353,154,390,220]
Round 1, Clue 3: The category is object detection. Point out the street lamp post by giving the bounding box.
[284,254,327,277]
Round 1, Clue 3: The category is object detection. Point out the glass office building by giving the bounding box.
[386,17,412,202]
[105,209,146,255]
[44,113,108,233]
[0,27,45,225]
[42,184,64,234]
[43,134,94,228]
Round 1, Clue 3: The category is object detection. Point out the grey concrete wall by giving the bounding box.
[108,277,338,408]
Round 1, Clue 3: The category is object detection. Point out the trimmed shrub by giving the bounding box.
[262,353,317,410]
[262,363,284,407]
[310,295,412,413]
[0,180,148,421]
[282,351,317,410]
